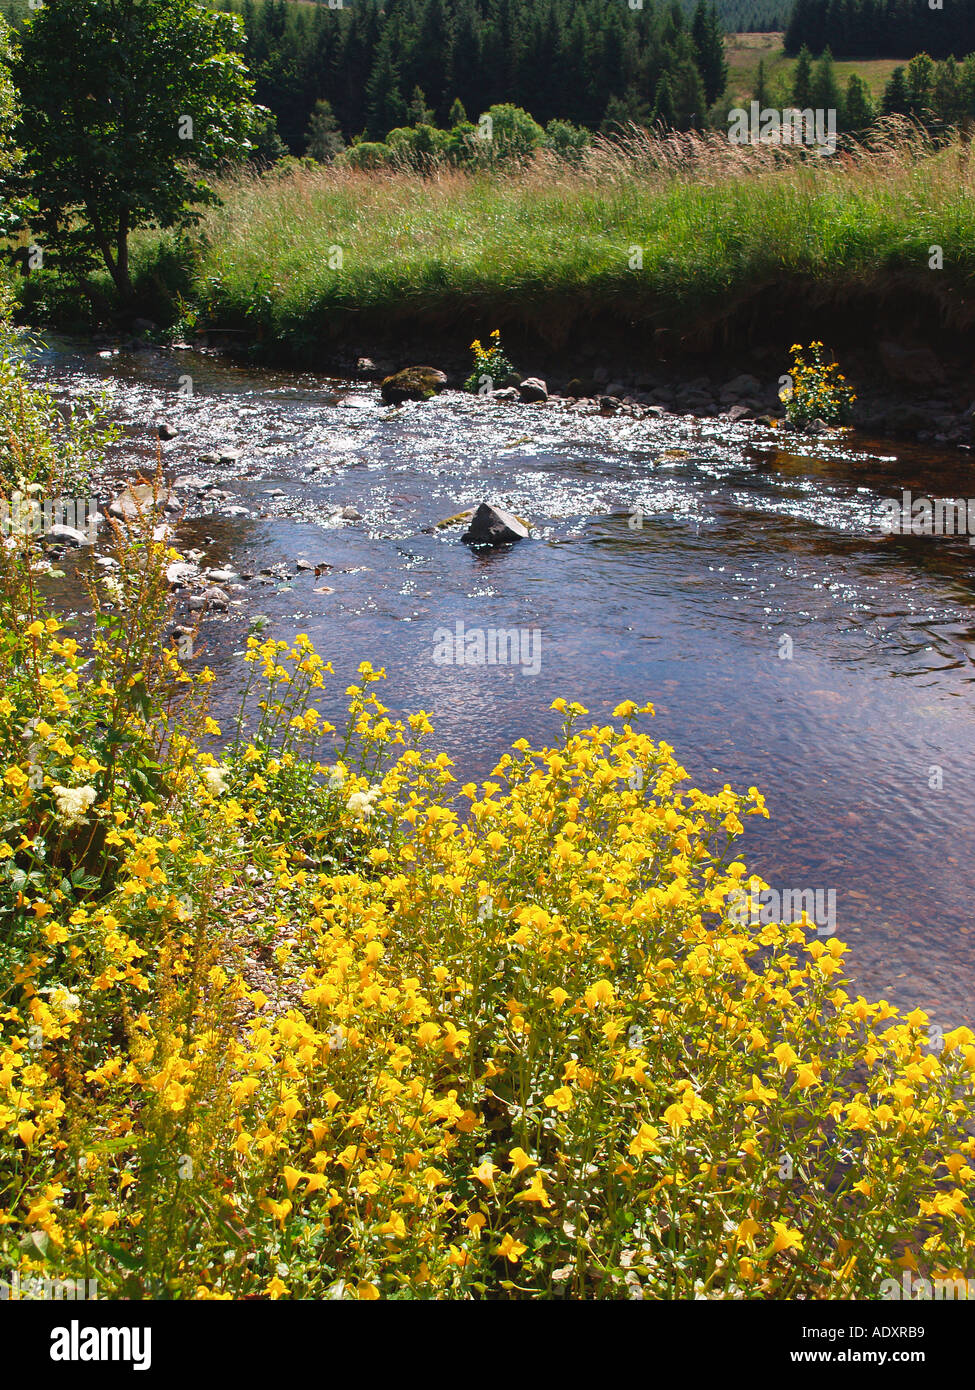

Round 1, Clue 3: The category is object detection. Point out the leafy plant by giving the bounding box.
[464,329,514,394]
[780,341,857,430]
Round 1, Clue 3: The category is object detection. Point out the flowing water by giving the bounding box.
[34,337,975,1025]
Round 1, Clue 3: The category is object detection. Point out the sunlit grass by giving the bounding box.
[140,123,975,352]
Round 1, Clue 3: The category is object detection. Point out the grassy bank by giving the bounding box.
[122,126,975,363]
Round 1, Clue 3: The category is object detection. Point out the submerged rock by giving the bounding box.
[461,502,530,546]
[380,367,448,405]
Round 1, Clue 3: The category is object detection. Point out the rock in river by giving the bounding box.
[519,377,548,403]
[461,503,530,546]
[380,367,448,405]
[109,483,176,521]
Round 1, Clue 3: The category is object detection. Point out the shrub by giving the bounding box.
[463,328,514,394]
[780,342,856,430]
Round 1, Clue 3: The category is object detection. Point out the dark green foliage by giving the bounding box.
[12,0,258,301]
[785,0,975,59]
[224,0,730,148]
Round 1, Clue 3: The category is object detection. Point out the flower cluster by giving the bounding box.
[780,342,856,430]
[463,328,514,394]
[2,613,974,1301]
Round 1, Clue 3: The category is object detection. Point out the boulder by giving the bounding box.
[724,404,752,423]
[878,341,943,388]
[45,524,91,547]
[565,378,597,398]
[492,387,519,402]
[157,422,178,441]
[519,377,548,403]
[721,373,762,398]
[109,483,173,521]
[460,503,530,546]
[380,366,448,405]
[166,561,199,586]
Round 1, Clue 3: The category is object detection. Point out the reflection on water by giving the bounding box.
[35,336,975,1023]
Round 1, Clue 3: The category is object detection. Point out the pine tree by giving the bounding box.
[365,35,406,140]
[792,44,814,108]
[882,66,909,115]
[305,98,345,161]
[671,57,708,129]
[753,56,770,107]
[811,47,844,121]
[691,2,728,106]
[843,72,873,129]
[406,85,435,126]
[651,73,676,128]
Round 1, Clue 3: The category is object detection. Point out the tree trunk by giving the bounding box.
[115,211,132,303]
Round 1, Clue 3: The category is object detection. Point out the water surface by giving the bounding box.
[36,339,975,1024]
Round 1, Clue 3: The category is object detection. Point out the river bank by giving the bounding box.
[18,129,975,453]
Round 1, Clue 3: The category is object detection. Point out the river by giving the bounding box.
[34,337,975,1025]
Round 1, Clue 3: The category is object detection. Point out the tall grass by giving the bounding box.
[144,123,975,353]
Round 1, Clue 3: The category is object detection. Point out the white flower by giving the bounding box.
[326,762,347,790]
[52,784,96,825]
[201,765,229,796]
[51,988,81,1014]
[346,784,380,820]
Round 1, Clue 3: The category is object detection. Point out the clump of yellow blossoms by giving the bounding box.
[780,342,856,430]
[1,556,974,1300]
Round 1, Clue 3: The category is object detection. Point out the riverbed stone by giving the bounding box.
[461,502,530,546]
[518,377,548,403]
[380,366,448,405]
[109,483,173,521]
[45,524,91,547]
[157,422,178,440]
[878,341,943,388]
[166,561,199,586]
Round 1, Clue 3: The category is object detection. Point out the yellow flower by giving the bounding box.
[544,1086,573,1113]
[770,1221,803,1254]
[495,1233,527,1263]
[508,1147,535,1174]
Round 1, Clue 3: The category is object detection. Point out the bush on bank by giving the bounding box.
[1,336,974,1301]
